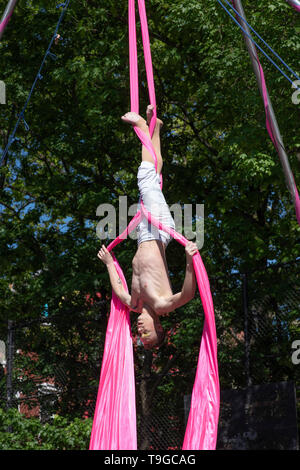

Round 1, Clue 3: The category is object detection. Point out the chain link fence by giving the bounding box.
[0,260,299,449]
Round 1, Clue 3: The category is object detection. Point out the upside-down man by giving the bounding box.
[98,106,198,349]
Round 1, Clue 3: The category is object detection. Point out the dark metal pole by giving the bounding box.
[6,320,14,410]
[231,0,300,224]
[242,273,252,387]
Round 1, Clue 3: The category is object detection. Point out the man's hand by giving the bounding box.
[98,245,132,308]
[156,242,198,314]
[97,244,114,266]
[185,241,198,259]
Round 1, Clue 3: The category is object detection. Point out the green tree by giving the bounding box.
[0,0,299,443]
[0,408,92,450]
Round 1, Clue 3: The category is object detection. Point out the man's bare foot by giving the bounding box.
[146,105,155,125]
[121,112,147,129]
[146,105,163,128]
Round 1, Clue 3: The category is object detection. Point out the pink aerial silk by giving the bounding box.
[139,203,220,450]
[89,0,220,450]
[89,257,137,450]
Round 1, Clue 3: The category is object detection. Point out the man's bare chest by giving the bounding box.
[131,254,173,303]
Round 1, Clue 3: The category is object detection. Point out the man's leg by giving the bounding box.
[146,105,163,174]
[121,110,175,247]
[121,108,163,174]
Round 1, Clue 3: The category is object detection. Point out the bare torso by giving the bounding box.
[130,240,173,313]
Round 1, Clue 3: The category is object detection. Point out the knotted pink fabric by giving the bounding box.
[89,0,220,450]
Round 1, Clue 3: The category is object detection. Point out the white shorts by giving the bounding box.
[136,161,175,246]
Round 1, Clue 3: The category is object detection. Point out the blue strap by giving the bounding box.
[223,0,300,82]
[18,113,30,131]
[217,0,300,90]
[47,51,57,61]
[1,0,71,167]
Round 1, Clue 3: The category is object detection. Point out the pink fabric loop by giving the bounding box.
[139,201,219,450]
[90,0,220,450]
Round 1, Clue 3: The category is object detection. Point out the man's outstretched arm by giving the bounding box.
[155,241,197,315]
[97,245,132,308]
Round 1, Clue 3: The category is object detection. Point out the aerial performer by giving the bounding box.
[89,0,219,451]
[98,106,198,349]
[0,0,18,40]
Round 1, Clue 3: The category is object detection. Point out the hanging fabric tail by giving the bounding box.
[89,211,143,450]
[182,255,219,450]
[0,0,18,40]
[89,256,137,450]
[140,202,220,450]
